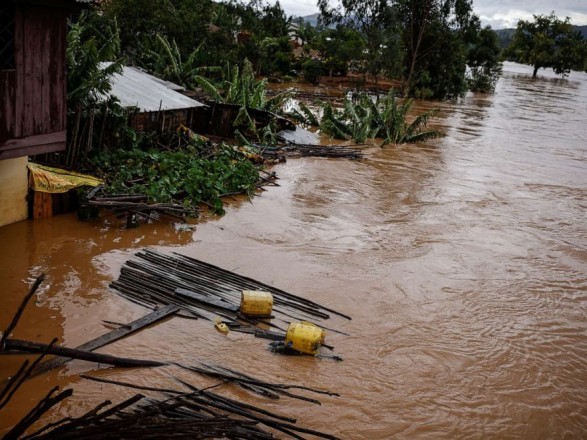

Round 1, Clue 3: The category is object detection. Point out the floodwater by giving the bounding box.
[1,62,586,438]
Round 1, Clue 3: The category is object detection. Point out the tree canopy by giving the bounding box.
[318,0,502,99]
[84,0,505,100]
[507,13,587,78]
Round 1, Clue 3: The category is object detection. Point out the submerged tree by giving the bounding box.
[507,13,587,78]
[317,0,502,99]
[467,25,503,92]
[396,0,490,99]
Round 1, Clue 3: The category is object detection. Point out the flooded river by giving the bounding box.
[1,62,586,438]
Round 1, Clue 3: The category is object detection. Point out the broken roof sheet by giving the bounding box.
[100,62,205,112]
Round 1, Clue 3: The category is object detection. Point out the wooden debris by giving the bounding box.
[0,274,45,351]
[3,387,74,440]
[175,362,340,403]
[0,339,58,412]
[1,277,341,440]
[82,197,197,218]
[259,141,364,159]
[4,339,166,368]
[110,249,351,343]
[175,288,239,313]
[31,305,179,377]
[3,361,340,439]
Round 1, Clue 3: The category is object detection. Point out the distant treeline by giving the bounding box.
[492,25,586,48]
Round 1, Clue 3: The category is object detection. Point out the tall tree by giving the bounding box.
[317,0,403,83]
[316,26,365,77]
[396,0,482,99]
[507,13,587,78]
[102,0,214,63]
[467,25,502,92]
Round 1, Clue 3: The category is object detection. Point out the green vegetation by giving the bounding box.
[506,13,587,78]
[468,26,503,92]
[90,141,260,215]
[65,12,133,168]
[86,0,504,99]
[318,0,502,98]
[290,91,443,146]
[195,59,290,112]
[63,11,265,216]
[102,0,294,77]
[195,58,292,144]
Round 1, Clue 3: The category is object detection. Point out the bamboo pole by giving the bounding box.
[4,339,166,368]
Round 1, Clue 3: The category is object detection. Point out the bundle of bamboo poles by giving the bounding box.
[111,249,351,335]
[259,143,364,160]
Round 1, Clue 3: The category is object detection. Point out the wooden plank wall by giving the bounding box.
[19,4,67,138]
[0,71,16,144]
[0,3,67,160]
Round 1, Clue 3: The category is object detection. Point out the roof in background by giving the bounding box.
[100,63,205,112]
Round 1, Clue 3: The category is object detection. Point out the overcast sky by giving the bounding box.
[274,0,587,29]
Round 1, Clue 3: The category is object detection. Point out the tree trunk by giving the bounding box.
[532,66,539,78]
[404,1,432,96]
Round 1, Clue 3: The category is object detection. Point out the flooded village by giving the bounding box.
[1,0,587,439]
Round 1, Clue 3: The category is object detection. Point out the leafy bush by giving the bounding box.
[301,59,324,85]
[90,143,261,215]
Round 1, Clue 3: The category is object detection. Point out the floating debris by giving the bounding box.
[1,273,342,439]
[111,249,351,328]
[240,290,274,318]
[259,142,364,160]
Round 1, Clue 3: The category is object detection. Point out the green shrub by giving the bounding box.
[90,143,260,215]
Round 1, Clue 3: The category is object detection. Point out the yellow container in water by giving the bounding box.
[285,321,326,355]
[240,290,273,317]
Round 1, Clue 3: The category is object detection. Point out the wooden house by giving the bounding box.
[0,0,84,226]
[100,63,207,133]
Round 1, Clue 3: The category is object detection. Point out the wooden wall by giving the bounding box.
[131,109,192,133]
[0,2,68,160]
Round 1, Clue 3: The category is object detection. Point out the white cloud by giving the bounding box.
[271,0,587,28]
[473,0,587,28]
[275,0,319,17]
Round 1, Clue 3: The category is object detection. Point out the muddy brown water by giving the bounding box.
[1,62,586,438]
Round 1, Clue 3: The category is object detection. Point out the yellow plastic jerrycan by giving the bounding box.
[285,321,326,355]
[240,290,273,317]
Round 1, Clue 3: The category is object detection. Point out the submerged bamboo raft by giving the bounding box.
[111,249,351,337]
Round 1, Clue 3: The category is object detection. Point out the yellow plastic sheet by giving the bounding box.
[27,162,103,194]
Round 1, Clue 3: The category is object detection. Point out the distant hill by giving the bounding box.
[299,14,587,42]
[494,28,516,48]
[577,25,587,38]
[300,13,320,27]
[494,25,587,49]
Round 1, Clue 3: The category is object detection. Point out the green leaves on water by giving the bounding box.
[90,143,260,215]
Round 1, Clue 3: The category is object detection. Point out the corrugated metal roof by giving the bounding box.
[100,63,205,112]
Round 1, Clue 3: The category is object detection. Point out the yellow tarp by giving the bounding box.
[28,162,104,194]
